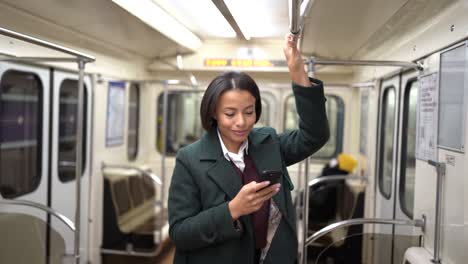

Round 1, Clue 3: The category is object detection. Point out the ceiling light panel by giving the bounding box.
[224,0,288,39]
[111,0,202,50]
[152,0,236,38]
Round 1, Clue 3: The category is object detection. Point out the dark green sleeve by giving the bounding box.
[168,150,242,251]
[279,78,330,166]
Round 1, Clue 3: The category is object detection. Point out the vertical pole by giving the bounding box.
[428,160,445,264]
[289,0,302,35]
[307,57,316,78]
[302,158,310,264]
[161,84,169,216]
[300,57,315,264]
[296,161,303,220]
[74,60,85,264]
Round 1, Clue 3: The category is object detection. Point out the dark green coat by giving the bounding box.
[168,79,329,264]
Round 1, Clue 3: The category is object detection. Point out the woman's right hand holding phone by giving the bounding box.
[228,181,280,221]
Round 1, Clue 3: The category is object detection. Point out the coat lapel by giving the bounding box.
[200,130,243,200]
[201,130,253,235]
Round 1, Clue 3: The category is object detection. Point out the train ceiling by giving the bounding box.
[0,0,458,62]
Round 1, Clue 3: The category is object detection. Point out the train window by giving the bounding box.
[438,44,467,152]
[359,92,369,155]
[127,83,139,161]
[156,91,204,155]
[0,70,43,198]
[156,91,272,155]
[284,94,344,159]
[400,80,418,218]
[378,87,396,199]
[58,79,87,183]
[255,99,270,127]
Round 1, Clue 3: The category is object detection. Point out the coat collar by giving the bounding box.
[199,128,270,161]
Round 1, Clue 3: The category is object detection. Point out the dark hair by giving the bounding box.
[200,71,262,131]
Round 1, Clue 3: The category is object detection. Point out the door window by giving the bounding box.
[400,81,418,217]
[0,70,43,198]
[58,79,87,182]
[378,87,396,199]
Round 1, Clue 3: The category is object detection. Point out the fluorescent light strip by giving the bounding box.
[154,0,236,38]
[111,0,202,51]
[224,0,279,39]
[176,54,183,70]
[167,79,180,85]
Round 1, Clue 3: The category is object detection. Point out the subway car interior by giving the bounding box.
[0,0,467,263]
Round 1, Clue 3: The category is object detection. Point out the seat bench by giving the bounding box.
[102,169,167,254]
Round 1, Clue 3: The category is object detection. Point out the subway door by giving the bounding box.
[393,71,420,264]
[49,70,92,263]
[0,62,51,263]
[373,75,400,264]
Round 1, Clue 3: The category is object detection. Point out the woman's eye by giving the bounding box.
[245,112,254,115]
[225,113,235,117]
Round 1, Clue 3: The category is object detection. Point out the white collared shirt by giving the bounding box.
[217,129,249,172]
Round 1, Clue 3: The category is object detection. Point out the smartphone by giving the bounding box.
[259,170,282,186]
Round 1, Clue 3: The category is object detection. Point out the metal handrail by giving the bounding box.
[101,247,161,257]
[305,58,424,71]
[305,217,425,246]
[301,174,367,264]
[0,56,82,62]
[308,174,367,187]
[0,199,75,232]
[101,163,162,185]
[0,27,95,62]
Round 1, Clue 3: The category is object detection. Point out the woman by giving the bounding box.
[168,34,330,264]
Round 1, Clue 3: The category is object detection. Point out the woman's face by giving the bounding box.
[214,89,257,153]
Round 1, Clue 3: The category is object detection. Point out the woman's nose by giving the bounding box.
[235,114,245,127]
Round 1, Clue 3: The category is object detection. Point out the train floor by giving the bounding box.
[101,238,175,264]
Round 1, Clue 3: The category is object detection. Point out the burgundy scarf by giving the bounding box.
[230,154,270,249]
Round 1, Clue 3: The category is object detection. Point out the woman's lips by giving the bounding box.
[232,130,247,137]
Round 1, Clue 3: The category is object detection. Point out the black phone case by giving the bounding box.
[259,170,282,185]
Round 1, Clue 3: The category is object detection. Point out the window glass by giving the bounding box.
[58,79,87,182]
[359,92,369,155]
[378,87,396,199]
[157,92,204,155]
[400,81,418,217]
[127,84,139,160]
[255,98,270,127]
[283,94,344,158]
[438,44,466,151]
[0,70,42,198]
[157,91,272,155]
